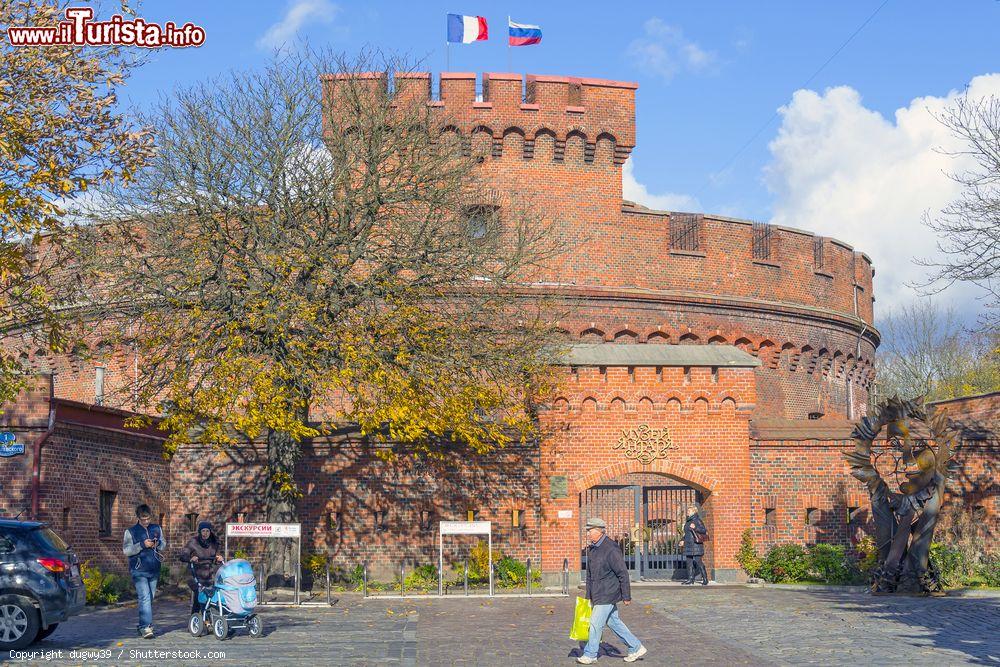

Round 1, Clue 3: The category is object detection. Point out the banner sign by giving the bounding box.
[226,522,301,538]
[0,432,24,458]
[439,520,491,535]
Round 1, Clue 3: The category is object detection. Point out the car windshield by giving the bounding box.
[31,527,70,552]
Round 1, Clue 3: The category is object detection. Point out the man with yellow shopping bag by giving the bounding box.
[573,518,647,663]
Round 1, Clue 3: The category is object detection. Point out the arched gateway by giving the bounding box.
[538,344,758,583]
[579,473,700,580]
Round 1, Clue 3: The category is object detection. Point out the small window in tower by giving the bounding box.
[847,506,862,524]
[374,509,389,533]
[764,508,776,527]
[806,508,820,526]
[670,213,702,251]
[752,221,772,260]
[808,412,824,420]
[62,507,71,531]
[419,509,434,532]
[185,512,199,532]
[328,511,342,532]
[94,366,106,406]
[466,509,478,522]
[464,205,498,241]
[813,236,825,269]
[99,490,116,537]
[512,509,526,530]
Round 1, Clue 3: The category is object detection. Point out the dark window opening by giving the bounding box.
[374,509,389,533]
[808,412,824,420]
[813,236,825,269]
[328,511,341,532]
[419,509,434,532]
[670,213,702,251]
[764,508,776,527]
[464,205,498,241]
[847,506,863,524]
[752,221,772,260]
[62,507,71,531]
[185,512,199,532]
[806,508,820,526]
[99,490,116,537]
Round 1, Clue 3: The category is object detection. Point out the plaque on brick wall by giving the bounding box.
[549,475,568,498]
[614,424,676,464]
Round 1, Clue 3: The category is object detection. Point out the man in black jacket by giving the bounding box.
[578,518,647,664]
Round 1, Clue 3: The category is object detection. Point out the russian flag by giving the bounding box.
[508,19,541,46]
[447,14,488,43]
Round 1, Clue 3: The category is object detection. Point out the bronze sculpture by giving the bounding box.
[845,396,959,594]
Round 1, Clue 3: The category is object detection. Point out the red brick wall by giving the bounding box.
[0,381,170,576]
[168,438,541,579]
[750,439,999,554]
[537,364,755,580]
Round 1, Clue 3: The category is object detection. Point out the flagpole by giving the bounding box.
[506,15,511,72]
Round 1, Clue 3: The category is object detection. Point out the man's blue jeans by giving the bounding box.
[132,574,158,630]
[583,603,642,659]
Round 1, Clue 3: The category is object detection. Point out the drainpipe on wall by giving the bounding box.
[30,377,56,521]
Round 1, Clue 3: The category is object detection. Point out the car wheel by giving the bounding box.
[212,616,228,641]
[34,623,58,642]
[247,614,262,638]
[0,595,40,651]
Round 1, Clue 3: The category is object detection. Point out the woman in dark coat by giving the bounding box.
[178,521,224,613]
[679,504,709,585]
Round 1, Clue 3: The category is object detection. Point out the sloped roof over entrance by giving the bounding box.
[557,343,760,367]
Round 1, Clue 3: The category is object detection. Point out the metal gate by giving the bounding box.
[580,484,699,580]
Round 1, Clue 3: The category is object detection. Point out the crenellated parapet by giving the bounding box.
[320,71,637,164]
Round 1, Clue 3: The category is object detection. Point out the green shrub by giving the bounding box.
[403,564,438,591]
[494,556,542,587]
[232,547,250,560]
[759,544,811,583]
[980,553,1000,588]
[303,553,328,579]
[930,542,969,588]
[808,543,856,584]
[81,561,129,605]
[855,535,879,577]
[469,540,501,579]
[735,528,762,579]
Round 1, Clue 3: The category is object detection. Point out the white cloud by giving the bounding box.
[257,0,338,50]
[626,18,716,81]
[765,74,1000,320]
[622,158,700,211]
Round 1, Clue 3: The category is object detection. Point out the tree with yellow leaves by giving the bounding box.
[72,50,565,567]
[0,0,152,404]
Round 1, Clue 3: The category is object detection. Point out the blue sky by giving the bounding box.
[76,1,1000,317]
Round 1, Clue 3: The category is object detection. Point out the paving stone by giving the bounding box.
[10,588,999,665]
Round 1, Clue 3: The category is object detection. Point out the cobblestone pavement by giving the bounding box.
[7,587,999,665]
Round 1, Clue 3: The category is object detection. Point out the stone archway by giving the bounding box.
[578,471,703,581]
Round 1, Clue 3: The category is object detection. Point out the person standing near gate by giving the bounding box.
[122,503,165,638]
[679,504,709,585]
[577,517,647,664]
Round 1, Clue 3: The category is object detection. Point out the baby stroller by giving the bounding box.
[188,559,262,640]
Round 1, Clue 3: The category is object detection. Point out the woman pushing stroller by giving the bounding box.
[179,521,224,613]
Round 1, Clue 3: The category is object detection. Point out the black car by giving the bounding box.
[0,519,85,649]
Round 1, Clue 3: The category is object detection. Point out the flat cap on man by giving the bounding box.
[585,517,607,530]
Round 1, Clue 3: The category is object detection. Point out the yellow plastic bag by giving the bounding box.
[569,595,592,641]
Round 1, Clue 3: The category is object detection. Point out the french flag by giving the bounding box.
[508,19,541,46]
[447,14,488,43]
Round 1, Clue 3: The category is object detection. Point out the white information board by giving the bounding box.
[438,520,493,595]
[226,522,301,538]
[439,520,492,535]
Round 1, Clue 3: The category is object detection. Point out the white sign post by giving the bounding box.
[438,520,493,596]
[225,522,303,604]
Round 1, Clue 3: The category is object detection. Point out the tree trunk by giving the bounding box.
[263,426,302,578]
